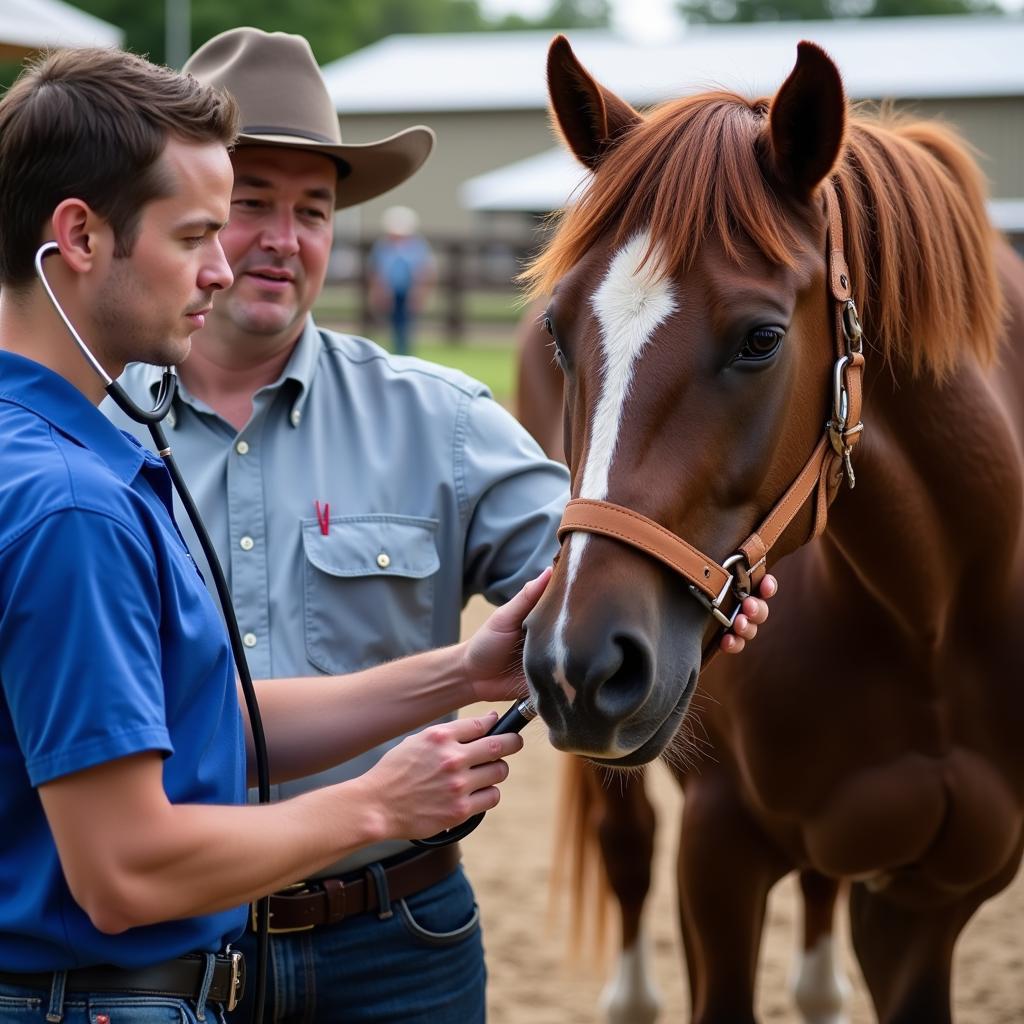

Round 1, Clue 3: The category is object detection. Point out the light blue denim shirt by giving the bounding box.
[104,319,568,870]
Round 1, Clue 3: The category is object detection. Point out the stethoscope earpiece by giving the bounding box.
[34,240,177,424]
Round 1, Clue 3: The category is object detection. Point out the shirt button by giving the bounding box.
[243,633,257,648]
[376,552,391,569]
[290,409,302,427]
[236,440,250,455]
[240,536,255,551]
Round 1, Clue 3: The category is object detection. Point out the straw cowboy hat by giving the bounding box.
[184,27,435,210]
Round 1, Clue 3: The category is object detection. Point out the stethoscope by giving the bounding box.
[34,239,539,1011]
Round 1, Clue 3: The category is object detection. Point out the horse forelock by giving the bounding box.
[525,91,1004,380]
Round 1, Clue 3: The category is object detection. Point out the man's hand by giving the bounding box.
[720,574,777,655]
[360,713,524,840]
[463,567,552,703]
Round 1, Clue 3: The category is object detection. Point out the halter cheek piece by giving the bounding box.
[556,182,865,654]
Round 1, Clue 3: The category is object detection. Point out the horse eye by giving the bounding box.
[738,327,785,362]
[543,315,554,336]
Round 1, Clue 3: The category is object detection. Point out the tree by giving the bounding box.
[70,0,608,68]
[494,0,612,30]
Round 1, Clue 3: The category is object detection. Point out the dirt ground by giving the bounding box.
[458,598,1024,1024]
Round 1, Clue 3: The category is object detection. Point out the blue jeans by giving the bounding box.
[389,289,412,357]
[0,966,226,1023]
[227,866,485,1023]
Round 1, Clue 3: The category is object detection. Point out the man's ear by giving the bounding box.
[48,199,109,275]
[766,41,846,200]
[547,34,642,171]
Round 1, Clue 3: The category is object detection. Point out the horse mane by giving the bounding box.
[524,92,1005,379]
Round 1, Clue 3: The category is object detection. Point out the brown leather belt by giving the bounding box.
[0,951,245,1011]
[253,844,461,934]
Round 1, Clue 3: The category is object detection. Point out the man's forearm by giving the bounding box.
[41,717,519,935]
[242,642,474,786]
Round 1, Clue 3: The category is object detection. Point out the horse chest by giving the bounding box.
[732,737,1022,891]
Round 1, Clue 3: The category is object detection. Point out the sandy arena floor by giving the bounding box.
[458,597,1024,1024]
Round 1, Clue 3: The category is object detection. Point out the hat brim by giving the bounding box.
[234,125,435,210]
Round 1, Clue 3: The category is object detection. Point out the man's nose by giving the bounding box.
[200,238,234,293]
[260,210,300,258]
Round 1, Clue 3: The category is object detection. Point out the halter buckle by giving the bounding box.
[687,553,751,629]
[842,299,863,353]
[828,355,861,489]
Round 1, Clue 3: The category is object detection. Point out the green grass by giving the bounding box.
[413,341,517,404]
[314,285,527,326]
[312,303,518,403]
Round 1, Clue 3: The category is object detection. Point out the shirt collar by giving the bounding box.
[137,316,322,430]
[0,350,146,484]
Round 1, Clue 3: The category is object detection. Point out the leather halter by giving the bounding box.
[556,182,865,638]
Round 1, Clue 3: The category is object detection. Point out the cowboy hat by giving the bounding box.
[184,27,434,210]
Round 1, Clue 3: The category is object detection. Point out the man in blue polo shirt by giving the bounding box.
[0,46,545,1024]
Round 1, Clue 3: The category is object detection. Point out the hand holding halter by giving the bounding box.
[411,696,538,849]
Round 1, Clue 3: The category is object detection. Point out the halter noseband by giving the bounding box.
[556,182,865,642]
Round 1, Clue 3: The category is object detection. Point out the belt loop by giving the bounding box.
[366,862,394,920]
[194,952,216,1021]
[45,970,67,1024]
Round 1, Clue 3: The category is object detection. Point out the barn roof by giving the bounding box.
[323,15,1024,115]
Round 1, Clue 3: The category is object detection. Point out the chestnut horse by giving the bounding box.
[518,35,1024,1024]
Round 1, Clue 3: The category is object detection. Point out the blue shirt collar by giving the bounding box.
[0,350,145,484]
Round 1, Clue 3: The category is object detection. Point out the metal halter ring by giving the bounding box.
[842,299,863,352]
[831,355,850,435]
[688,553,751,629]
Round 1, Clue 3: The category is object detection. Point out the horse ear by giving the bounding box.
[768,42,846,199]
[547,34,641,170]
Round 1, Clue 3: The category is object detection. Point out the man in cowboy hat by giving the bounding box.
[106,27,773,1023]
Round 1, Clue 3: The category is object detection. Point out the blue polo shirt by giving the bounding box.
[0,351,246,970]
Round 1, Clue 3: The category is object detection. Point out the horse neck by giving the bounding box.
[820,355,1023,642]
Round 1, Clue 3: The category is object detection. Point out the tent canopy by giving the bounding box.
[0,0,122,61]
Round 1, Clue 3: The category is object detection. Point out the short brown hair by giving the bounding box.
[0,47,239,286]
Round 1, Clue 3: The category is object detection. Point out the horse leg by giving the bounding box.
[676,772,789,1024]
[791,871,850,1024]
[848,881,972,1024]
[589,766,662,1024]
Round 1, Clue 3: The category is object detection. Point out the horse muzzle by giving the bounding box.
[522,582,704,763]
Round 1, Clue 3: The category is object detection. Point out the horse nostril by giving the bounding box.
[589,633,653,721]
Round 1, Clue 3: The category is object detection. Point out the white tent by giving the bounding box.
[460,148,587,214]
[0,0,122,60]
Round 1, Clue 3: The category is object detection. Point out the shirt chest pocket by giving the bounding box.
[301,514,441,675]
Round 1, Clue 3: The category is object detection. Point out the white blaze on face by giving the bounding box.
[551,233,677,702]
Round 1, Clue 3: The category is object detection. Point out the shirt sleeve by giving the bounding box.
[0,508,173,787]
[458,392,570,605]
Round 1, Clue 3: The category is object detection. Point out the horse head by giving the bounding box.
[523,38,858,765]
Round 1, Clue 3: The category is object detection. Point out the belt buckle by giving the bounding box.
[250,883,317,935]
[226,949,244,1012]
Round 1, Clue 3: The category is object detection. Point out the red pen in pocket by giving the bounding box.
[314,500,330,536]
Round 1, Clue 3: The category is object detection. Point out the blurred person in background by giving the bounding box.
[369,204,435,355]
